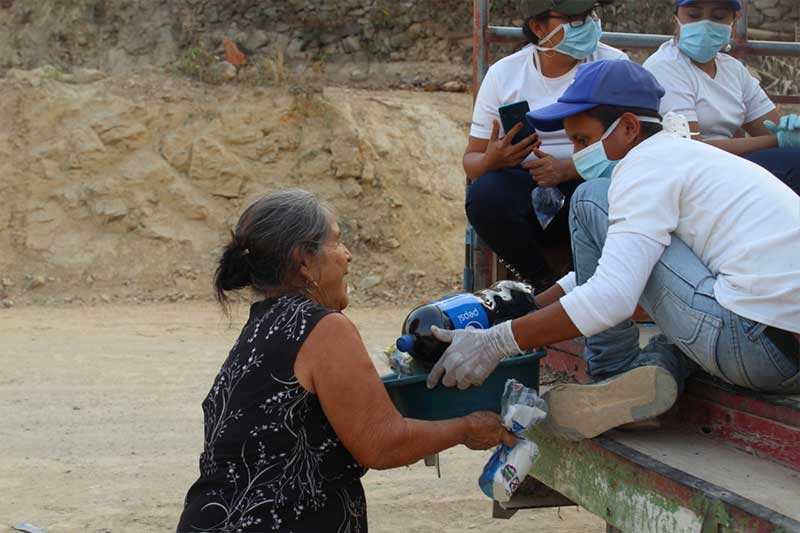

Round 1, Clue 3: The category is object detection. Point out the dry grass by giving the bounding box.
[238,49,291,86]
[177,42,219,84]
[177,43,326,94]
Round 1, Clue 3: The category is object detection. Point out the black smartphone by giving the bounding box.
[498,100,536,145]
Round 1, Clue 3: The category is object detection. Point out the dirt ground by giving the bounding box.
[0,302,604,533]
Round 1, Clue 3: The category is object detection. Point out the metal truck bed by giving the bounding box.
[496,330,800,532]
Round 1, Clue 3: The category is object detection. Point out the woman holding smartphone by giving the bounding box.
[643,0,799,193]
[464,0,628,292]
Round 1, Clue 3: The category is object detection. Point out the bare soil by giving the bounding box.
[0,302,604,533]
[0,68,475,310]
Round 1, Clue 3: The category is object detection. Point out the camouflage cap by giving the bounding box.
[518,0,609,17]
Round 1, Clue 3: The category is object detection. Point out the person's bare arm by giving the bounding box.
[534,283,566,308]
[463,121,538,181]
[742,108,781,138]
[511,301,581,352]
[295,313,514,470]
[690,118,778,156]
[463,136,493,181]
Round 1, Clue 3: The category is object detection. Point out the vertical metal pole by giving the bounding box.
[463,0,489,292]
[733,0,749,63]
[472,0,490,102]
[466,0,495,292]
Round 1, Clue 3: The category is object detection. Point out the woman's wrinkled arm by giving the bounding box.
[295,313,506,470]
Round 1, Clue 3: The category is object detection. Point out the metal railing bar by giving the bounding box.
[487,27,800,56]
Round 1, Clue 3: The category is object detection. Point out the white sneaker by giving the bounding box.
[542,366,678,441]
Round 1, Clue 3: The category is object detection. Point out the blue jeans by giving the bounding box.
[742,147,800,196]
[570,179,800,394]
[466,167,580,288]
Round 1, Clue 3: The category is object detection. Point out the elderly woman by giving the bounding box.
[177,190,513,532]
[643,0,800,192]
[464,0,627,291]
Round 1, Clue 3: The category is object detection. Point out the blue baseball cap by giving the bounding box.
[675,0,741,9]
[526,60,666,132]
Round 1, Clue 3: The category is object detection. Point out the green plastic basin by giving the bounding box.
[381,351,544,421]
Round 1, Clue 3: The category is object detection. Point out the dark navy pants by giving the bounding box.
[465,167,580,290]
[742,147,800,195]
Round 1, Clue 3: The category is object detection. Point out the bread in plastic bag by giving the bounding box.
[478,379,548,502]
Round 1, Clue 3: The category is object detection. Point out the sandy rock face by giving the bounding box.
[0,0,795,73]
[0,69,471,305]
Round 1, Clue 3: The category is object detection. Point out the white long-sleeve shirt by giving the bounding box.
[558,233,663,335]
[556,132,800,337]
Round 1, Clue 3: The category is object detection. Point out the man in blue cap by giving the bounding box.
[427,60,800,440]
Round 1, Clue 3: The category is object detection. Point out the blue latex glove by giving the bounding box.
[779,114,800,131]
[764,114,800,148]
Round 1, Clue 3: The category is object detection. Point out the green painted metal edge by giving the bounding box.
[526,428,800,533]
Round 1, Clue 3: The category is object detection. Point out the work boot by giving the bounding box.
[542,365,678,441]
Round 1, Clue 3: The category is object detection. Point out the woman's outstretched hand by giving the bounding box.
[462,411,517,450]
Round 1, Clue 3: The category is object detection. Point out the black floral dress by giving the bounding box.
[178,296,368,532]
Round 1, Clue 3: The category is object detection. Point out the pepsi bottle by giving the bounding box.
[395,280,538,369]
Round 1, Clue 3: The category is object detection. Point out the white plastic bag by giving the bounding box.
[478,379,548,502]
[531,187,565,230]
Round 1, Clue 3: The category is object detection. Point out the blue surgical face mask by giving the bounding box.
[536,15,602,60]
[573,116,662,181]
[677,19,732,64]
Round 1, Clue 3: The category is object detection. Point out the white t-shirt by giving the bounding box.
[643,40,775,140]
[560,132,800,335]
[471,43,629,162]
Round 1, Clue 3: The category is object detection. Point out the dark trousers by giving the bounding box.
[465,167,580,290]
[741,147,800,195]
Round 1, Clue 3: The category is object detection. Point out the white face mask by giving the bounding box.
[572,116,662,181]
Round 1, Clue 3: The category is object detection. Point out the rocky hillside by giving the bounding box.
[1,0,796,80]
[0,68,473,307]
[0,0,797,308]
